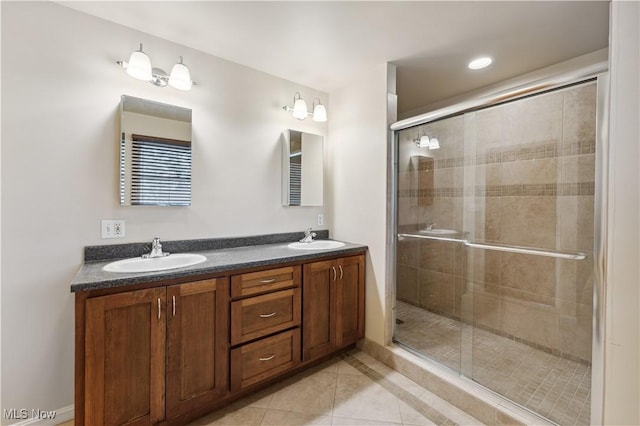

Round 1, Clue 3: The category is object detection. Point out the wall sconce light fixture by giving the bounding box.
[117,43,196,91]
[282,93,327,122]
[414,133,440,150]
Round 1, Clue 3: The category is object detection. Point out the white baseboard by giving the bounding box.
[7,405,73,425]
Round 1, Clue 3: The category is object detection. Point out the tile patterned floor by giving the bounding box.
[190,350,482,426]
[395,301,591,426]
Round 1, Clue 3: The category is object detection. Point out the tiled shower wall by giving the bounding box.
[397,82,596,363]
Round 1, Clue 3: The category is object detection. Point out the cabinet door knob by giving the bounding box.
[259,312,277,318]
[259,354,276,361]
[157,298,161,320]
[339,265,344,280]
[332,266,337,282]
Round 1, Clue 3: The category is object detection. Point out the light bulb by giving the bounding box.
[126,43,152,81]
[312,103,327,122]
[292,95,308,120]
[169,56,192,91]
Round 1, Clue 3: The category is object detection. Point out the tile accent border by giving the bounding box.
[399,182,595,199]
[412,140,596,172]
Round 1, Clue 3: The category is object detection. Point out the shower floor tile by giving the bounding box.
[395,301,592,426]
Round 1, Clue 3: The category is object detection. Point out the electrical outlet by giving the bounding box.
[113,220,125,237]
[317,214,324,226]
[102,219,126,238]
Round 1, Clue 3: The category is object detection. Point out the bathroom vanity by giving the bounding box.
[71,233,366,426]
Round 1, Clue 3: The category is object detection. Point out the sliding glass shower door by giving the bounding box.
[394,80,596,425]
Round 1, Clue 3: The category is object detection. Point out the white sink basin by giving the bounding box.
[288,240,346,250]
[103,253,207,273]
[419,228,459,236]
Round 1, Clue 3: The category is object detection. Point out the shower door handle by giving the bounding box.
[398,233,587,260]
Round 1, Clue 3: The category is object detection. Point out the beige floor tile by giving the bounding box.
[331,417,402,426]
[333,374,403,424]
[397,400,438,426]
[317,358,341,373]
[335,359,364,376]
[261,409,332,425]
[241,386,276,409]
[268,371,337,416]
[189,405,266,426]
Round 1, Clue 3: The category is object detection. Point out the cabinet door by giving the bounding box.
[85,287,166,426]
[336,255,366,348]
[302,259,336,361]
[166,278,229,418]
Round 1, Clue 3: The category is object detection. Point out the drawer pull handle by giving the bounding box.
[259,278,277,283]
[332,266,337,282]
[157,298,161,320]
[259,354,276,361]
[259,312,277,318]
[339,265,344,280]
[172,295,176,317]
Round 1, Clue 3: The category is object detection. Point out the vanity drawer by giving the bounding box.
[231,266,301,298]
[231,288,301,346]
[231,328,301,391]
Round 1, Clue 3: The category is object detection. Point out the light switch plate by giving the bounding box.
[317,214,324,226]
[102,220,125,238]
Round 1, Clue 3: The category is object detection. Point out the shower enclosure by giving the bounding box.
[392,75,604,426]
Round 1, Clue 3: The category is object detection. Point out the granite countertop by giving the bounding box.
[71,236,367,293]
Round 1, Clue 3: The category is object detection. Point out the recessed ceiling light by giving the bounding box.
[468,56,493,70]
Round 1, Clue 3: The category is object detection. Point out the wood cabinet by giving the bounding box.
[302,255,365,362]
[81,278,228,426]
[230,266,302,392]
[85,287,167,426]
[76,251,365,426]
[166,279,229,419]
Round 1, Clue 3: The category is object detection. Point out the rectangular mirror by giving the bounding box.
[282,129,323,206]
[120,95,192,206]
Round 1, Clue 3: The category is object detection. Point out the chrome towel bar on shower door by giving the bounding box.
[397,233,587,261]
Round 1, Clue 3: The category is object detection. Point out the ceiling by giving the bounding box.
[59,1,609,115]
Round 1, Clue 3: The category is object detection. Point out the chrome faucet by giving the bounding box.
[299,228,317,243]
[143,237,170,258]
[426,223,437,230]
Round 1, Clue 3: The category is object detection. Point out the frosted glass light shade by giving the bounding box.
[419,135,430,148]
[429,138,440,149]
[169,57,192,91]
[292,98,308,120]
[312,103,327,122]
[127,48,152,81]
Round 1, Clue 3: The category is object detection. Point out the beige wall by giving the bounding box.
[1,2,328,417]
[328,63,396,346]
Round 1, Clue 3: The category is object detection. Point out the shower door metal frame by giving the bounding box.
[388,61,609,424]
